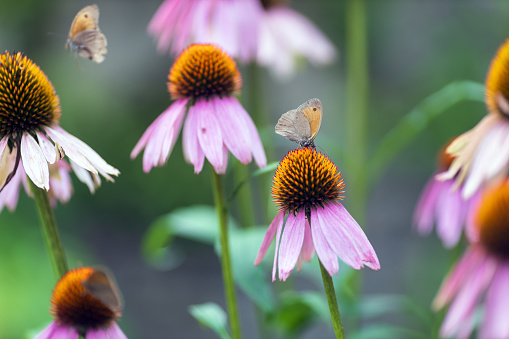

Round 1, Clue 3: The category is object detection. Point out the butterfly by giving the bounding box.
[275,98,323,148]
[81,267,122,313]
[66,4,108,63]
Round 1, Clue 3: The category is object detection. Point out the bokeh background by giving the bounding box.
[1,0,508,338]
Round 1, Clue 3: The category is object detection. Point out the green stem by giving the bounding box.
[211,168,242,339]
[233,161,256,227]
[29,179,68,280]
[319,260,346,339]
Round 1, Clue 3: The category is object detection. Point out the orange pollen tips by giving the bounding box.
[475,181,509,259]
[272,148,345,213]
[436,138,456,171]
[0,52,61,138]
[51,267,118,330]
[486,39,509,117]
[168,44,241,100]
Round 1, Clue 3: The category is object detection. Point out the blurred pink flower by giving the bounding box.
[131,44,266,174]
[255,148,379,281]
[434,180,509,338]
[0,52,119,198]
[36,321,127,339]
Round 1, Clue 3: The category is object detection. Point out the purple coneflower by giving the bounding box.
[0,52,119,197]
[147,0,262,62]
[255,148,379,281]
[434,180,509,338]
[131,44,266,174]
[35,267,126,339]
[414,141,480,247]
[439,39,509,199]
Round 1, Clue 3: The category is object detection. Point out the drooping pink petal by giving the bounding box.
[34,321,79,339]
[271,211,285,282]
[194,99,225,174]
[310,210,339,277]
[228,97,266,168]
[36,131,57,164]
[278,210,306,281]
[325,202,380,270]
[49,160,73,204]
[255,210,284,265]
[413,175,443,235]
[213,97,252,164]
[465,190,482,243]
[0,160,23,212]
[480,262,509,339]
[0,136,9,160]
[297,218,314,271]
[70,159,96,193]
[21,133,49,190]
[182,103,205,174]
[86,322,127,339]
[436,180,465,248]
[440,254,497,338]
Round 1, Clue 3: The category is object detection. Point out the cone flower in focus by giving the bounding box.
[131,44,266,174]
[255,148,379,281]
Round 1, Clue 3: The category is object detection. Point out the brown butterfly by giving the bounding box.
[81,268,122,313]
[66,4,107,63]
[275,98,323,148]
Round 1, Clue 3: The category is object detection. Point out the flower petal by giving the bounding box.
[297,218,314,271]
[0,136,8,161]
[278,210,305,281]
[86,322,127,339]
[272,211,285,282]
[255,210,284,265]
[413,175,442,235]
[182,103,205,174]
[70,159,96,193]
[35,321,78,339]
[195,99,225,173]
[36,131,57,164]
[436,180,465,248]
[310,209,339,276]
[480,263,509,339]
[21,133,49,190]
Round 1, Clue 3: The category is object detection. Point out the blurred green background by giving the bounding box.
[0,0,508,338]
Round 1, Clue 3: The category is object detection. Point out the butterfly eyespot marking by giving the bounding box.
[84,14,88,18]
[313,108,317,111]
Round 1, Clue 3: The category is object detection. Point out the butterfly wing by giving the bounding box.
[68,5,100,39]
[297,98,322,141]
[71,30,108,63]
[82,268,122,312]
[275,109,312,144]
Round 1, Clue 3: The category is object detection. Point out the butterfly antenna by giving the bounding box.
[316,145,329,158]
[0,137,21,193]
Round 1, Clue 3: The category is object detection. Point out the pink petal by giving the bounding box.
[0,136,8,159]
[213,97,252,164]
[45,126,120,180]
[21,133,49,190]
[36,131,57,164]
[436,180,465,248]
[182,103,205,174]
[310,210,339,276]
[465,190,482,243]
[86,322,127,339]
[255,210,284,265]
[0,163,23,212]
[278,210,306,281]
[413,175,442,235]
[49,161,73,203]
[480,263,509,339]
[297,218,314,271]
[228,97,266,168]
[194,99,225,173]
[35,321,78,339]
[272,211,285,282]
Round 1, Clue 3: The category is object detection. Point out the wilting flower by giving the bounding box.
[0,52,119,195]
[255,148,379,281]
[439,39,509,199]
[131,44,266,174]
[0,156,73,213]
[413,141,481,247]
[36,267,126,339]
[257,0,337,78]
[434,180,509,338]
[147,0,336,77]
[148,0,262,62]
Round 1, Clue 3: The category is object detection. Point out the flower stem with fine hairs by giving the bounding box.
[29,179,68,280]
[319,260,346,339]
[211,168,242,339]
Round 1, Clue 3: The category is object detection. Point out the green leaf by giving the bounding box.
[227,162,278,205]
[368,80,485,185]
[189,303,231,339]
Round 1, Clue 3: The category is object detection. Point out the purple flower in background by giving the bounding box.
[0,52,119,201]
[131,44,266,174]
[434,180,509,338]
[255,148,379,281]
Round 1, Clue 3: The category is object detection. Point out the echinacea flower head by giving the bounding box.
[413,140,481,247]
[439,39,509,198]
[434,180,509,339]
[257,0,337,78]
[148,0,262,62]
[131,44,266,174]
[0,52,119,195]
[35,267,127,339]
[255,148,379,281]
